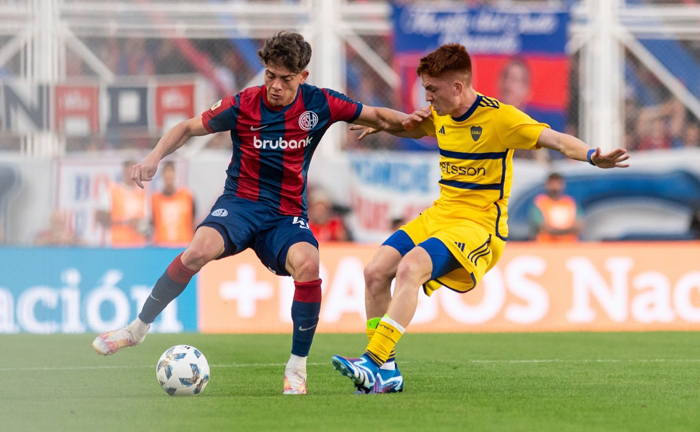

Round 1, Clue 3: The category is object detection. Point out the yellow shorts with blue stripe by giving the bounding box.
[394,205,506,296]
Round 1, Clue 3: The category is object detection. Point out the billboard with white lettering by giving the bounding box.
[0,248,196,334]
[3,243,698,334]
[198,242,700,333]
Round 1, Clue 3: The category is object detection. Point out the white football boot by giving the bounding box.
[92,320,149,356]
[283,369,307,395]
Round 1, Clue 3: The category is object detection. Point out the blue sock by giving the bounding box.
[290,279,322,357]
[139,253,196,324]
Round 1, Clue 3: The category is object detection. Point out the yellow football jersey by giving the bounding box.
[420,94,549,240]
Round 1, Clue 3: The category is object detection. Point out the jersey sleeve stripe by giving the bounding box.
[439,149,508,160]
[322,88,362,123]
[348,103,363,123]
[201,94,241,134]
[201,117,214,133]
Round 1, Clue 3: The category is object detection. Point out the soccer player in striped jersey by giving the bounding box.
[92,31,410,395]
[331,43,630,393]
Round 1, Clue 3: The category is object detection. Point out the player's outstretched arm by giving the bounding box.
[536,129,630,169]
[132,116,210,188]
[350,106,431,140]
[353,106,407,132]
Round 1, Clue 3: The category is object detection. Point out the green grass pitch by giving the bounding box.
[2,332,699,432]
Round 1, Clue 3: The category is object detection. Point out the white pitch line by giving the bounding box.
[1,359,700,372]
[0,363,299,372]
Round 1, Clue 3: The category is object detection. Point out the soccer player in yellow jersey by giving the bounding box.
[332,43,630,393]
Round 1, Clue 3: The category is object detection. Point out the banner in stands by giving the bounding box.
[0,248,196,334]
[346,151,440,243]
[2,79,199,136]
[198,242,700,333]
[392,4,570,149]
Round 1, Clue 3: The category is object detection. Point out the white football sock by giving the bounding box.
[286,354,307,372]
[380,360,396,371]
[127,318,150,340]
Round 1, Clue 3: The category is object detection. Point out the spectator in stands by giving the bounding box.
[119,38,155,76]
[690,206,700,239]
[155,39,194,75]
[624,86,642,150]
[34,211,82,246]
[308,188,350,242]
[151,161,195,247]
[344,50,398,150]
[635,97,685,151]
[680,120,700,149]
[96,160,150,247]
[98,38,122,73]
[390,216,406,232]
[529,173,583,242]
[214,46,256,97]
[214,50,240,97]
[65,49,85,76]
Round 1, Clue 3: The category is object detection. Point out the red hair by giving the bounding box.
[416,44,472,79]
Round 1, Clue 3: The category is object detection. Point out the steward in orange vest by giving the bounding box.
[96,160,150,247]
[151,161,195,247]
[529,173,582,242]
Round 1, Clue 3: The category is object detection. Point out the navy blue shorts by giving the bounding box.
[383,230,461,280]
[199,194,318,276]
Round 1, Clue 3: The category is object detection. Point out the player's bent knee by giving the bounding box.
[394,261,413,284]
[181,227,225,270]
[395,256,430,287]
[364,262,393,293]
[181,244,220,271]
[289,254,319,281]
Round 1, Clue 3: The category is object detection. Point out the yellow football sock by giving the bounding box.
[367,317,396,365]
[366,317,380,341]
[365,315,404,366]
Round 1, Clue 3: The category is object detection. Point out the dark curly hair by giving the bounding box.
[257,31,312,74]
[416,43,472,79]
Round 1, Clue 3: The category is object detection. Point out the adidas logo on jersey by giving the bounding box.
[253,135,313,150]
[479,96,500,108]
[454,242,466,252]
[438,126,446,135]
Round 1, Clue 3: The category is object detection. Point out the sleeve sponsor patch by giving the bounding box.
[210,100,222,111]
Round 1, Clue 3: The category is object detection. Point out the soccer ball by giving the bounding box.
[156,345,210,396]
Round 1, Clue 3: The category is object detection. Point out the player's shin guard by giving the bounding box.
[139,253,197,324]
[367,317,396,370]
[365,315,404,367]
[291,279,322,356]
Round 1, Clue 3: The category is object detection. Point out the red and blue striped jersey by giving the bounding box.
[201,83,362,217]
